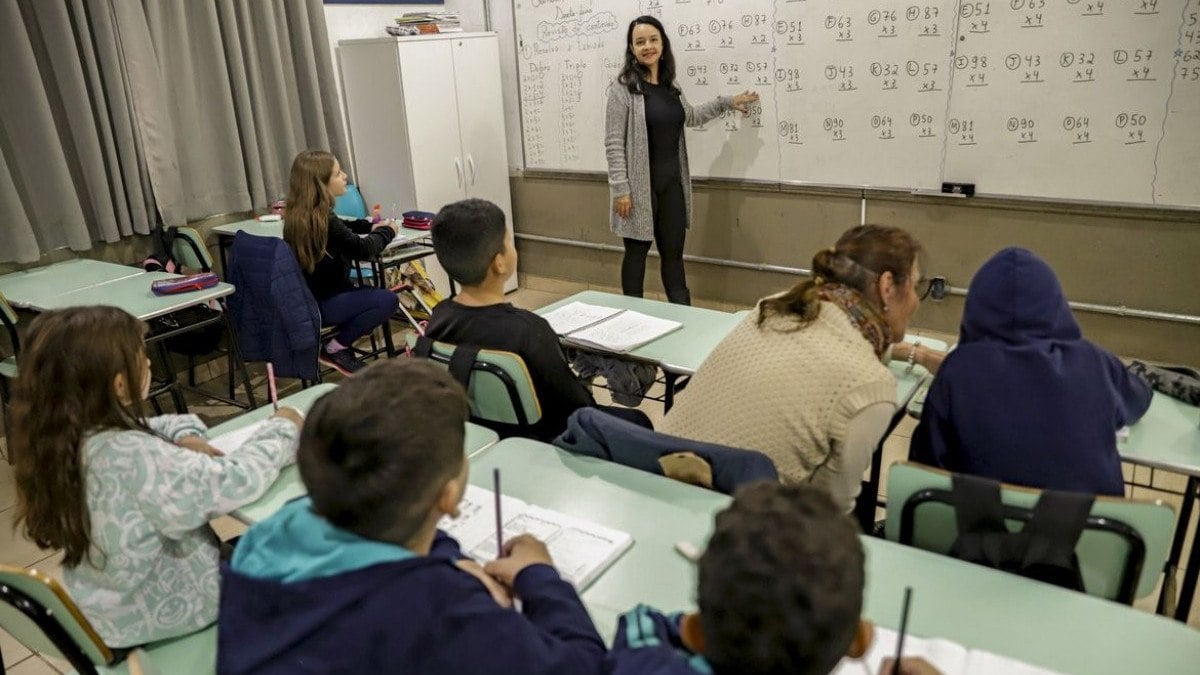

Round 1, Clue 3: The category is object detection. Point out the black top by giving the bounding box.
[303,212,395,301]
[642,81,685,188]
[424,300,595,440]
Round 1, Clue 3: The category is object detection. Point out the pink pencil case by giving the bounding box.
[151,272,220,296]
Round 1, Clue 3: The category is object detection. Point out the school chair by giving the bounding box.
[554,406,779,494]
[155,226,247,407]
[333,183,369,219]
[408,335,542,436]
[885,462,1176,605]
[0,565,216,675]
[226,232,388,386]
[0,292,17,454]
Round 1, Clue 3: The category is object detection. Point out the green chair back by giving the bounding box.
[0,565,113,671]
[0,291,16,379]
[106,627,217,675]
[171,227,213,272]
[407,335,542,427]
[0,291,16,330]
[885,462,1176,602]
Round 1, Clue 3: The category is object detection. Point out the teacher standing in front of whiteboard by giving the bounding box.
[606,15,758,306]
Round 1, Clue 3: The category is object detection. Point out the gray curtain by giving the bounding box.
[0,0,348,263]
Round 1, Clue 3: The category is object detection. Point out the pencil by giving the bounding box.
[266,362,279,412]
[894,586,913,672]
[493,468,504,559]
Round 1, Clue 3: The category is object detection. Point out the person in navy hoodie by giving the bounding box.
[910,247,1152,496]
[217,359,606,675]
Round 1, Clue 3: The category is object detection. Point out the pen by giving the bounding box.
[493,468,504,559]
[894,587,913,671]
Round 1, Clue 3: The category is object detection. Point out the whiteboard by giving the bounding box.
[513,0,1200,209]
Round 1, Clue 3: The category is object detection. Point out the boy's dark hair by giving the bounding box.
[298,359,469,543]
[698,483,865,675]
[431,198,507,286]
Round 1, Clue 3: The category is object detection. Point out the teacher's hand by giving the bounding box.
[732,90,760,117]
[613,195,632,219]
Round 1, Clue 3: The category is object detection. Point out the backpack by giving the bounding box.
[948,473,1094,592]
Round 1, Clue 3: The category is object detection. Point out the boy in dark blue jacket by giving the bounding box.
[217,359,606,675]
[605,483,939,675]
[910,247,1152,495]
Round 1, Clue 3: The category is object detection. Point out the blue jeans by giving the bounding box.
[318,288,398,347]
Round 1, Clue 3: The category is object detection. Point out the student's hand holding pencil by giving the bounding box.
[483,534,554,587]
[455,559,513,608]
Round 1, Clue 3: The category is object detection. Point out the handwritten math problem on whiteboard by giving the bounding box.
[514,0,1199,208]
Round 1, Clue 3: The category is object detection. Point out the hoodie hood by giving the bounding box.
[231,497,414,583]
[959,247,1081,345]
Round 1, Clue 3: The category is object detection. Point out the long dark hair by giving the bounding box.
[283,149,337,273]
[617,16,678,94]
[12,306,152,567]
[758,225,923,329]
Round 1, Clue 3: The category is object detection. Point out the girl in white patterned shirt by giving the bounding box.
[11,306,303,648]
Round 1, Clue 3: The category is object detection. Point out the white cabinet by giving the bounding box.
[339,33,517,294]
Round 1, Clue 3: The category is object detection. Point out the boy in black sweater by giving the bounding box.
[426,198,649,440]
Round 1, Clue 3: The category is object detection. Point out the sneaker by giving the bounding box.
[319,349,365,376]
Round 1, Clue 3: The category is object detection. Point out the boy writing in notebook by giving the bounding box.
[606,482,937,675]
[426,198,649,440]
[217,359,606,674]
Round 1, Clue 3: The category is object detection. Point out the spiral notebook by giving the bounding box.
[541,301,681,353]
[439,485,634,590]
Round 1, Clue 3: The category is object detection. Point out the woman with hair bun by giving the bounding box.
[661,225,938,512]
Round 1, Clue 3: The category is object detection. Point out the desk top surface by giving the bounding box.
[31,272,233,319]
[0,259,144,308]
[1120,393,1200,477]
[214,218,429,245]
[473,437,1200,673]
[535,291,748,375]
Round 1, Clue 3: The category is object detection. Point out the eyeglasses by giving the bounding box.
[916,277,932,300]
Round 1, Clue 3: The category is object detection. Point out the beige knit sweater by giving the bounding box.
[661,301,896,502]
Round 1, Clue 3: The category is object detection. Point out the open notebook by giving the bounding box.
[831,626,1062,675]
[439,485,633,590]
[541,301,681,353]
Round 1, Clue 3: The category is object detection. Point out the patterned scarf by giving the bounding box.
[816,283,892,360]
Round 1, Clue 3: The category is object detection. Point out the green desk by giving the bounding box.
[1120,393,1200,621]
[222,384,501,524]
[31,271,233,320]
[212,217,432,277]
[537,291,939,411]
[471,438,1200,672]
[0,259,143,309]
[535,292,746,403]
[0,261,253,412]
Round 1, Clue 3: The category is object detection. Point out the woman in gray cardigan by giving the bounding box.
[605,15,757,305]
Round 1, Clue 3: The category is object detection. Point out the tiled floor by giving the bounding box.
[1,277,1196,670]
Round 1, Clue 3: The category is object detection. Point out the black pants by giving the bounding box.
[621,177,690,305]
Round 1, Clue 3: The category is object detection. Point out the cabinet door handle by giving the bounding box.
[454,158,464,188]
[467,155,477,186]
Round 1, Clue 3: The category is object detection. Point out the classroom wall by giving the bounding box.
[510,174,1200,365]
